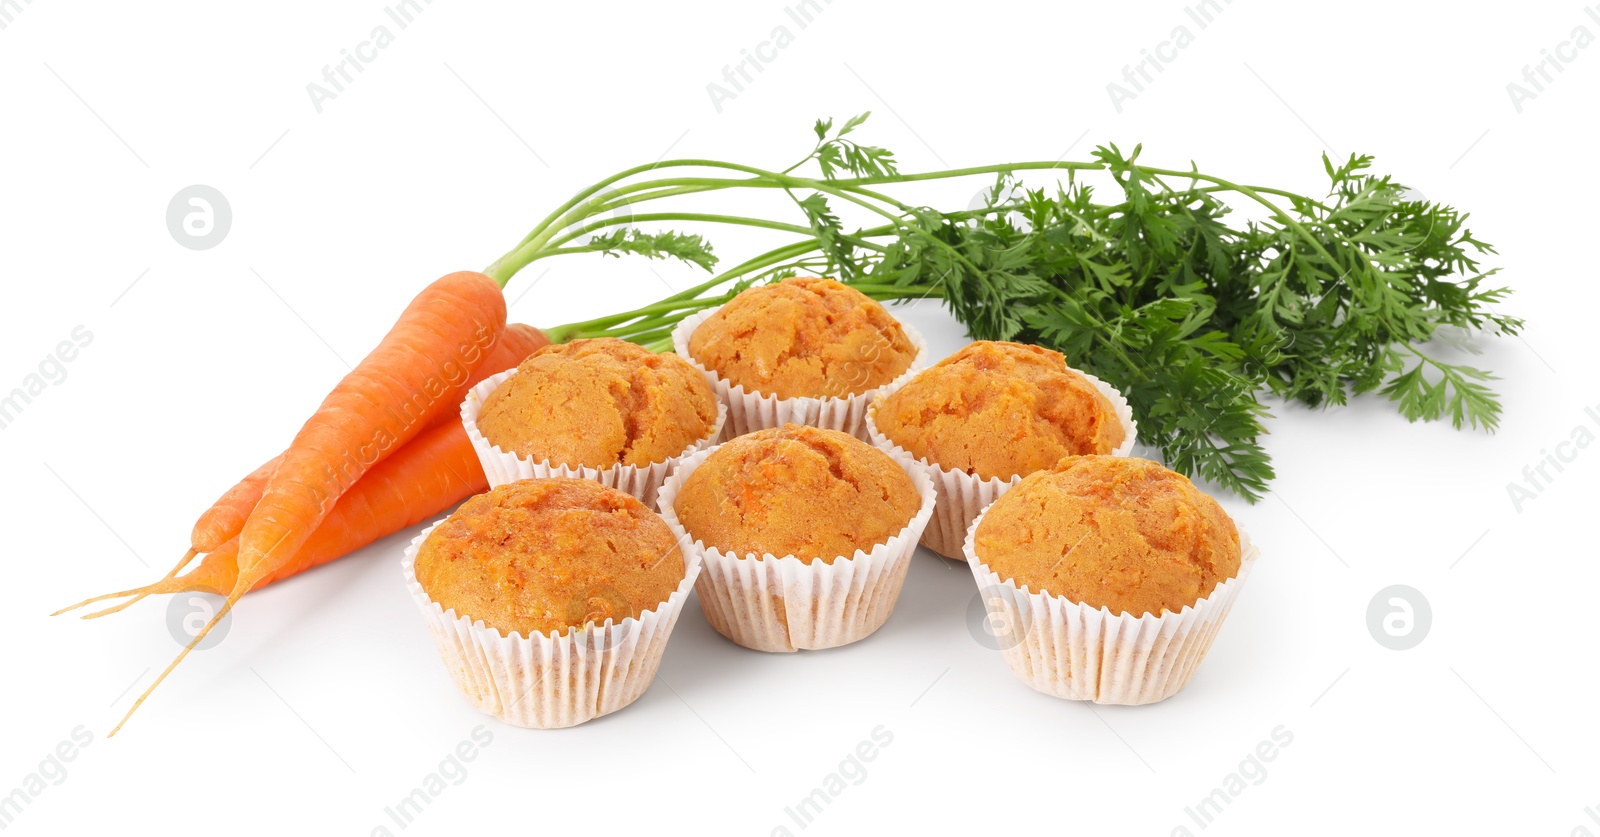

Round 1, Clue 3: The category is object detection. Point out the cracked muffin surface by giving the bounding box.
[873,340,1125,481]
[687,277,917,399]
[974,456,1240,617]
[414,478,686,638]
[477,338,717,469]
[673,424,920,564]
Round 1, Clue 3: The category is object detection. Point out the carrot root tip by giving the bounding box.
[80,592,155,620]
[108,582,245,737]
[52,547,199,618]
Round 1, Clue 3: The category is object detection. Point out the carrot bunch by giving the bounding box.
[59,272,549,735]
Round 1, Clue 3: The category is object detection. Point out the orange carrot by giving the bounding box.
[111,272,507,735]
[193,456,279,554]
[84,417,492,615]
[479,324,552,385]
[53,324,550,620]
[187,322,544,556]
[48,460,282,619]
[52,457,281,617]
[241,271,506,576]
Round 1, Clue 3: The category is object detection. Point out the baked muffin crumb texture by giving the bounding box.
[688,277,917,399]
[415,478,686,638]
[477,338,717,469]
[674,424,921,563]
[974,456,1240,617]
[875,340,1125,480]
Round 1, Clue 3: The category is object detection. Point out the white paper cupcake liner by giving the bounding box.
[656,443,938,652]
[460,368,727,508]
[963,507,1259,705]
[402,519,702,729]
[865,367,1137,560]
[670,306,929,442]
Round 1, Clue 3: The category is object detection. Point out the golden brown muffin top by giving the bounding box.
[673,424,921,564]
[873,341,1125,481]
[687,277,917,399]
[477,338,717,469]
[974,456,1241,617]
[414,478,686,638]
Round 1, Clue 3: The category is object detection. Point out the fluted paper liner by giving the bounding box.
[963,507,1258,705]
[866,367,1137,559]
[402,519,701,729]
[461,368,727,508]
[670,306,929,441]
[657,443,937,652]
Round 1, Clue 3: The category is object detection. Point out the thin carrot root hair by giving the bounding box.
[109,581,245,738]
[81,546,240,619]
[79,580,183,619]
[50,548,200,618]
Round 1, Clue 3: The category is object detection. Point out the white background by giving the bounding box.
[2,1,1596,835]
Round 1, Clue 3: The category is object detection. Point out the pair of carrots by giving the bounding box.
[58,271,549,735]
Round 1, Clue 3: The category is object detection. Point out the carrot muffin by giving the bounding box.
[874,341,1126,481]
[673,424,920,563]
[687,277,917,399]
[974,456,1240,617]
[476,338,717,469]
[414,478,685,637]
